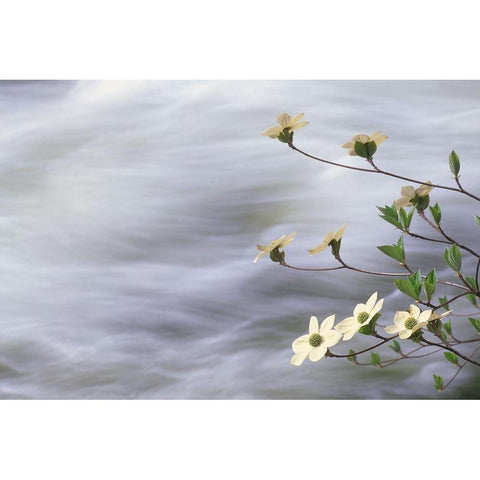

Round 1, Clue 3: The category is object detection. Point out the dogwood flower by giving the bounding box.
[335,292,384,341]
[341,130,388,156]
[253,232,297,263]
[308,223,347,255]
[263,113,309,139]
[290,315,343,366]
[384,304,432,339]
[394,182,433,210]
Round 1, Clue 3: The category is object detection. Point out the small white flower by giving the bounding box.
[335,292,384,341]
[341,130,388,156]
[308,223,347,256]
[263,113,309,139]
[394,182,433,210]
[290,315,342,366]
[384,304,432,339]
[253,231,297,263]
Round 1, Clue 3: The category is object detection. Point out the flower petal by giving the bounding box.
[394,311,409,327]
[309,346,327,362]
[409,304,421,319]
[395,197,412,210]
[290,350,310,366]
[400,186,416,200]
[277,113,292,128]
[320,314,336,333]
[307,241,328,256]
[323,330,343,347]
[309,316,319,334]
[263,126,282,138]
[334,223,347,241]
[399,329,412,339]
[353,303,367,318]
[370,130,388,146]
[291,113,304,124]
[335,317,359,340]
[369,298,384,318]
[385,324,401,335]
[253,251,267,263]
[416,181,433,197]
[365,292,378,312]
[290,121,309,131]
[352,134,371,143]
[418,309,432,323]
[292,334,311,353]
[341,141,354,149]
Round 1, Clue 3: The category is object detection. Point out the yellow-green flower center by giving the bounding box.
[309,333,322,347]
[404,317,417,330]
[357,311,370,324]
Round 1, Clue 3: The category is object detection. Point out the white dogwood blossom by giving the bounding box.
[308,223,347,256]
[263,113,309,139]
[384,304,432,339]
[290,315,343,366]
[341,130,388,156]
[253,232,297,263]
[335,292,384,341]
[394,182,433,210]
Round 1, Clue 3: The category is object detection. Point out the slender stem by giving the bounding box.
[421,337,480,367]
[417,210,480,259]
[405,229,450,245]
[433,292,471,311]
[290,144,480,201]
[329,336,394,358]
[476,258,480,289]
[443,343,480,391]
[280,262,345,273]
[335,254,469,291]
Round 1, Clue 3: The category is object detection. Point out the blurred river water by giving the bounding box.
[0,80,479,399]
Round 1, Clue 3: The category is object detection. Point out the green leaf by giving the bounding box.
[468,318,480,333]
[394,269,422,301]
[370,352,381,367]
[429,203,442,225]
[474,215,480,228]
[443,318,452,335]
[444,352,459,366]
[466,294,478,306]
[449,150,460,177]
[347,349,357,362]
[424,269,437,301]
[443,244,462,272]
[359,313,381,336]
[433,374,444,392]
[438,296,450,310]
[377,237,405,264]
[394,279,419,300]
[377,204,403,230]
[465,275,478,291]
[389,339,402,354]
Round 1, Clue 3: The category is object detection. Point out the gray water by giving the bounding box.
[0,80,479,399]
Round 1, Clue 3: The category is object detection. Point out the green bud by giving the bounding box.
[354,140,377,158]
[269,248,285,263]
